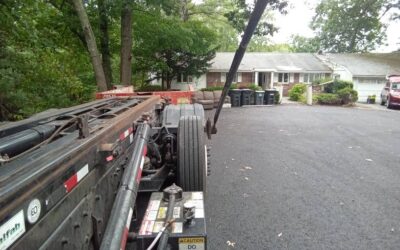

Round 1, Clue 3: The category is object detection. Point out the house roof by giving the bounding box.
[324,53,400,77]
[209,52,332,72]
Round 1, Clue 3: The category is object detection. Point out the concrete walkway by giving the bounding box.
[281,97,303,105]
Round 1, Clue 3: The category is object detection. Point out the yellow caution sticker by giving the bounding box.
[179,237,205,250]
[157,207,168,219]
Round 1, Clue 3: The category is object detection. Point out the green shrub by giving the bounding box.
[312,77,333,85]
[201,86,224,91]
[315,93,342,105]
[274,91,280,104]
[248,84,262,91]
[288,83,307,101]
[325,80,353,93]
[337,87,358,104]
[137,85,164,91]
[229,83,238,90]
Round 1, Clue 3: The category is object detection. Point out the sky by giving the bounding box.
[272,0,400,52]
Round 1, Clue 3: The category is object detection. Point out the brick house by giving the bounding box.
[203,52,332,96]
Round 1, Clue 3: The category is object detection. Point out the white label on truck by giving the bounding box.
[0,210,26,250]
[179,238,205,250]
[173,207,181,219]
[139,220,154,236]
[191,192,203,200]
[144,210,157,221]
[172,222,183,234]
[152,222,164,233]
[148,200,160,211]
[27,199,41,224]
[195,209,204,219]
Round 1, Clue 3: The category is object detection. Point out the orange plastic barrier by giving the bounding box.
[96,87,193,105]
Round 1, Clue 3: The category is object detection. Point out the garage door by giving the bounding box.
[354,78,386,102]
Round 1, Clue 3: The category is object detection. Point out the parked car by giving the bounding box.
[381,75,400,108]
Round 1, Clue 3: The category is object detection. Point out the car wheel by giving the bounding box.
[177,115,206,192]
[380,95,385,105]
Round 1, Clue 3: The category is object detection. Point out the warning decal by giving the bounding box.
[179,237,205,250]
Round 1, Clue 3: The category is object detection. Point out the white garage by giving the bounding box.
[353,77,387,103]
[318,53,400,103]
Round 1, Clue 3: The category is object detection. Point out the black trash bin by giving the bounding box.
[229,89,242,107]
[249,91,255,105]
[264,89,276,105]
[241,89,252,106]
[254,90,264,105]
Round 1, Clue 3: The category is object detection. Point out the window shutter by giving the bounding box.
[238,72,242,82]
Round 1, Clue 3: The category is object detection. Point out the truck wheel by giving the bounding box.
[177,116,206,192]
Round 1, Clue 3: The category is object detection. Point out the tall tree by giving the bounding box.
[71,0,108,91]
[311,0,387,52]
[132,10,217,89]
[290,35,321,53]
[120,0,132,86]
[224,0,288,36]
[98,0,113,88]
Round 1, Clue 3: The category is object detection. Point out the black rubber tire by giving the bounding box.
[177,115,206,192]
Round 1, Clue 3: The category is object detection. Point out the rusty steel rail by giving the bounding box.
[0,96,160,224]
[100,122,150,250]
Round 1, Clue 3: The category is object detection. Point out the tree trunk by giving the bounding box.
[98,0,113,89]
[181,0,189,21]
[71,0,107,91]
[120,0,133,86]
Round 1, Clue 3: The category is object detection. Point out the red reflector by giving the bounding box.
[64,175,78,193]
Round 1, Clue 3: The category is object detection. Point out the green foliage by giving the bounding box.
[229,83,239,89]
[224,0,288,36]
[201,86,224,91]
[288,83,307,101]
[311,0,387,52]
[290,35,320,53]
[312,77,333,85]
[274,91,280,104]
[325,80,353,93]
[0,1,96,121]
[248,84,262,91]
[315,93,342,105]
[133,10,217,89]
[337,87,358,104]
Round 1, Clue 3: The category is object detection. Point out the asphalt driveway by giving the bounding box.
[205,104,400,250]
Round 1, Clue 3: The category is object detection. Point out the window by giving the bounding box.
[181,74,193,83]
[278,73,289,83]
[232,73,241,83]
[303,73,309,82]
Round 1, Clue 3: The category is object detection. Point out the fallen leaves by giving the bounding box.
[226,240,236,247]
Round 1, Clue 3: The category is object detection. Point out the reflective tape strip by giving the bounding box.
[119,127,133,141]
[136,156,145,183]
[120,207,133,250]
[143,145,147,156]
[64,164,89,193]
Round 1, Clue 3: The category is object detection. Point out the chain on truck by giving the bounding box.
[0,1,268,249]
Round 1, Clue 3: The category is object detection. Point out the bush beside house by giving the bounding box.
[314,80,358,105]
[288,83,307,101]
